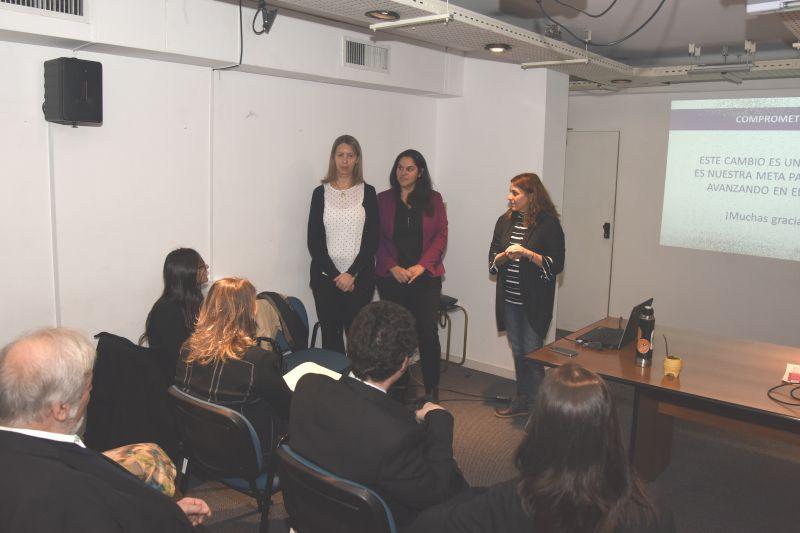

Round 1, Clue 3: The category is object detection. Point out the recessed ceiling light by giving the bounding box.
[484,43,512,53]
[365,10,400,21]
[611,79,632,84]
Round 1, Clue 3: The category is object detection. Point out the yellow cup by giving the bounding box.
[663,355,682,378]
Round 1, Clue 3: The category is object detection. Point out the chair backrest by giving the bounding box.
[277,444,397,533]
[168,386,263,481]
[257,292,309,352]
[273,296,312,353]
[286,296,309,332]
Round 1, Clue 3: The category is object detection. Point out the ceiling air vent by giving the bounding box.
[0,0,84,17]
[343,38,390,73]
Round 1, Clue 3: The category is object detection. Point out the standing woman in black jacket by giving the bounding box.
[143,247,208,381]
[308,134,379,353]
[489,173,565,418]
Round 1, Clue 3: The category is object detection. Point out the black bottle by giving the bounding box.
[636,305,655,367]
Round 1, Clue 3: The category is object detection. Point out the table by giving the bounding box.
[528,317,800,480]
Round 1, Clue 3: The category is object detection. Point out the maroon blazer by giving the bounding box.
[376,189,448,278]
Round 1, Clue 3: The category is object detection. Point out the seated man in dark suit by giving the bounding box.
[289,301,469,526]
[0,328,211,532]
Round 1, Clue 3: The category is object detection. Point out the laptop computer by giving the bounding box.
[575,298,653,350]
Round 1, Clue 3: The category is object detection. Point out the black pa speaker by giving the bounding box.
[43,57,103,126]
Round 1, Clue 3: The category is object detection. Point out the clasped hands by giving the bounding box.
[496,243,530,263]
[333,272,356,292]
[389,264,426,284]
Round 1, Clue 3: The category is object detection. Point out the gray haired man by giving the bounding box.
[0,328,210,532]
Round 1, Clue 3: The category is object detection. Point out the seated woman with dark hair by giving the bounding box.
[175,277,292,451]
[144,248,207,381]
[407,363,674,533]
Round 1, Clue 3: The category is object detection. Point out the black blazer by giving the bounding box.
[289,373,467,526]
[0,431,193,532]
[308,183,379,288]
[407,477,675,533]
[176,345,292,449]
[85,332,178,462]
[488,213,565,338]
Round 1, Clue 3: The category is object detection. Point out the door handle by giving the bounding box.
[603,222,611,239]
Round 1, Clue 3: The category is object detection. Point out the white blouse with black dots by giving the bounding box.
[323,182,366,274]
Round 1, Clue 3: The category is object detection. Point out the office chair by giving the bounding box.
[281,296,349,373]
[277,443,397,533]
[168,386,278,533]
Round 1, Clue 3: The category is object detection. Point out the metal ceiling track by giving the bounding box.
[271,0,800,91]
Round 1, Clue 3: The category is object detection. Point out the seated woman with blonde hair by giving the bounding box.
[175,277,292,451]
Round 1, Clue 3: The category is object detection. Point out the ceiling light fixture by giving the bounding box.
[484,43,511,53]
[370,13,453,32]
[365,10,400,21]
[611,79,633,84]
[520,58,589,70]
[746,0,800,14]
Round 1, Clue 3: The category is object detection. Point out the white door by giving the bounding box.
[556,131,619,332]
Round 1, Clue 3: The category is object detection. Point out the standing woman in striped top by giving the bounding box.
[489,173,565,418]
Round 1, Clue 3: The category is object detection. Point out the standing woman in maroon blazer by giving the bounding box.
[376,149,448,401]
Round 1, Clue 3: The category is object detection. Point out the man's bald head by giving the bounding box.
[0,328,96,429]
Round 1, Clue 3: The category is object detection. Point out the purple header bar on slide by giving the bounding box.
[671,107,800,131]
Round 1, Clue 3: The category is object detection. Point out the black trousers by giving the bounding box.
[377,275,442,392]
[312,277,374,354]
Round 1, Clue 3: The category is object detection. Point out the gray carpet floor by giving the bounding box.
[188,363,800,532]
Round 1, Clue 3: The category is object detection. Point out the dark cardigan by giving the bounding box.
[307,182,379,288]
[488,213,565,338]
[145,298,192,382]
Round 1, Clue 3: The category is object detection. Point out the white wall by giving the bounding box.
[210,69,438,315]
[0,0,464,96]
[435,59,569,377]
[51,53,213,339]
[568,80,800,348]
[0,4,566,376]
[0,41,58,337]
[0,38,452,347]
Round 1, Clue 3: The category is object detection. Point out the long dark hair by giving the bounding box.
[516,364,656,533]
[144,248,205,340]
[389,149,434,216]
[506,172,559,226]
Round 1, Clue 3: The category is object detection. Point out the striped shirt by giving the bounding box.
[504,213,527,305]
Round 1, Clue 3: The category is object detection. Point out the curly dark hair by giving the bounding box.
[347,301,418,382]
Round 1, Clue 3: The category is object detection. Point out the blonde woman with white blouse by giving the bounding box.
[307,135,379,353]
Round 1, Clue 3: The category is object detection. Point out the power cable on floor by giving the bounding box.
[405,362,510,403]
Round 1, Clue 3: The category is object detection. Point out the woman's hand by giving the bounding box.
[504,244,529,260]
[334,272,355,292]
[493,251,509,267]
[504,244,542,265]
[390,266,411,283]
[406,264,426,283]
